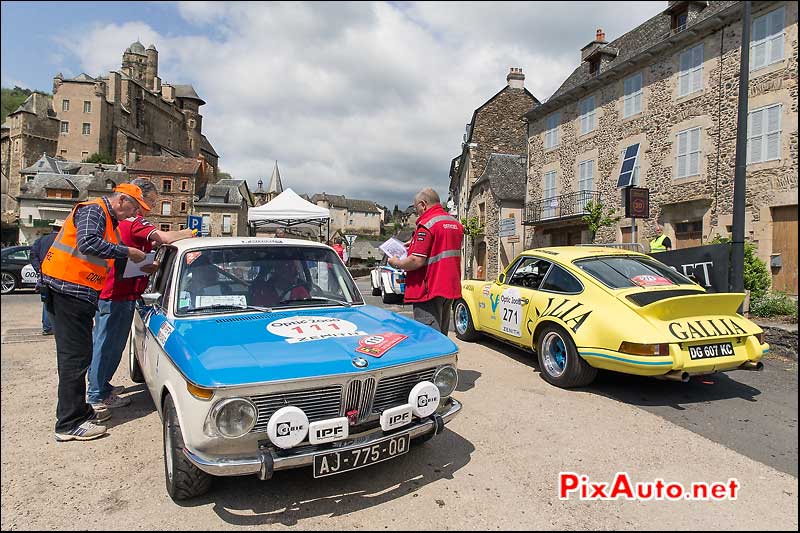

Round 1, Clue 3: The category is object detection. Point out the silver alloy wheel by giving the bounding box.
[541,330,568,378]
[455,302,469,335]
[1,272,15,294]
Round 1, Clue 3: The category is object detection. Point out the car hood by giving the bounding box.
[151,305,457,388]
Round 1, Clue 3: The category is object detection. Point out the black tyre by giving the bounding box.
[1,271,17,295]
[381,288,401,305]
[128,332,144,384]
[536,324,597,388]
[163,395,212,501]
[453,299,480,341]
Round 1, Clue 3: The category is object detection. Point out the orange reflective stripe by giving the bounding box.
[40,198,119,290]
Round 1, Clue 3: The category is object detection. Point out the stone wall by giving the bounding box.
[525,0,798,275]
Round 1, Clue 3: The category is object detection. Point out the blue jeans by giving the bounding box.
[87,299,136,403]
[42,303,53,333]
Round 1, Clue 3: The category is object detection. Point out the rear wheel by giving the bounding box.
[163,395,212,501]
[453,299,480,341]
[1,271,17,295]
[536,324,597,388]
[128,332,144,383]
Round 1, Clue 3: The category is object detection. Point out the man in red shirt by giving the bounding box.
[331,239,345,261]
[388,188,463,334]
[87,178,195,412]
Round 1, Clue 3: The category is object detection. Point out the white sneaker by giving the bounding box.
[55,420,107,442]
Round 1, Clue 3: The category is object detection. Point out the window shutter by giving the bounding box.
[691,45,703,93]
[768,8,784,63]
[679,71,690,96]
[766,105,781,160]
[748,109,764,163]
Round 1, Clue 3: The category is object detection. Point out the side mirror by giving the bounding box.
[497,273,506,284]
[140,292,162,306]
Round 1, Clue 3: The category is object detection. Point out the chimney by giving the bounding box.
[506,67,525,89]
[153,76,161,93]
[581,28,608,61]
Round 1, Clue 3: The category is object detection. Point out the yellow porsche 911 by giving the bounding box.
[454,246,768,388]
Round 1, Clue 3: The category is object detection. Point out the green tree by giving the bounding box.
[581,199,621,243]
[83,152,115,164]
[710,236,771,299]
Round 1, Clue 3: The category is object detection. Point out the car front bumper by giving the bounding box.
[183,397,462,478]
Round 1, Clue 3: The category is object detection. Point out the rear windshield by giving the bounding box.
[573,256,695,289]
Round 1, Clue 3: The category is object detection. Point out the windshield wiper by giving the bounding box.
[184,304,273,314]
[279,296,353,307]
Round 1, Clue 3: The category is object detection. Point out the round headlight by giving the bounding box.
[212,398,257,438]
[433,365,458,397]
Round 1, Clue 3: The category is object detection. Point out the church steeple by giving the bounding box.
[267,160,283,195]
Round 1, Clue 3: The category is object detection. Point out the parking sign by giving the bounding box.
[187,215,202,234]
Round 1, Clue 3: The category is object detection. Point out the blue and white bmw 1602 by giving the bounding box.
[129,237,461,500]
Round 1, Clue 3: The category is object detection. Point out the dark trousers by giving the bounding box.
[412,297,453,335]
[46,290,97,433]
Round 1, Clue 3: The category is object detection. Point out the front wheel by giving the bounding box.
[1,271,17,295]
[536,324,597,388]
[453,299,480,341]
[163,395,212,501]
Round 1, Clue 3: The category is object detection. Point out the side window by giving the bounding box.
[145,247,177,308]
[540,265,583,294]
[508,257,552,290]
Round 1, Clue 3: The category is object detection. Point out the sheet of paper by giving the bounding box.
[122,251,156,278]
[196,295,247,308]
[379,237,408,259]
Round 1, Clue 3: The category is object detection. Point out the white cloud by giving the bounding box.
[56,1,664,209]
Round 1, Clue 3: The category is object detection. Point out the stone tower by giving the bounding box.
[121,40,147,82]
[145,44,159,91]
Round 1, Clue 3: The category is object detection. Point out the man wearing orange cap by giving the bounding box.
[87,178,195,414]
[41,183,149,442]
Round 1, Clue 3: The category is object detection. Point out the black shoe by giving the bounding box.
[42,330,54,336]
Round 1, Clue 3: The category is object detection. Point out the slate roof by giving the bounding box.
[18,171,130,201]
[470,153,527,202]
[195,179,252,207]
[173,84,206,105]
[311,193,382,213]
[200,135,218,157]
[128,155,202,175]
[528,0,739,118]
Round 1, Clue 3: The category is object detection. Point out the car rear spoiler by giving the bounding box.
[634,292,745,321]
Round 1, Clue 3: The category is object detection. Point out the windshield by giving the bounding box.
[573,255,695,289]
[175,245,363,315]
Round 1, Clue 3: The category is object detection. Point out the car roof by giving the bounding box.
[169,236,332,253]
[522,246,648,262]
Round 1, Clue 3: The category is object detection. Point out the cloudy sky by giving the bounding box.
[1,1,664,210]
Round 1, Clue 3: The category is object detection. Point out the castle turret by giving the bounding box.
[121,41,147,82]
[145,44,158,90]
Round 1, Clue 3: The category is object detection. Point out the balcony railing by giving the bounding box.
[523,190,601,226]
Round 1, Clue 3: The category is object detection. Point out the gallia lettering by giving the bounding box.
[668,318,748,340]
[534,297,592,334]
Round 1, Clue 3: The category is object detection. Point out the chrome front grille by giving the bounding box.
[344,377,376,423]
[372,367,436,413]
[249,385,343,433]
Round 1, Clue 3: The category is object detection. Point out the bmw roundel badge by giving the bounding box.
[352,356,368,368]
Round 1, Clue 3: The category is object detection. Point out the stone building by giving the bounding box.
[0,93,60,242]
[448,67,539,279]
[466,154,527,280]
[15,157,129,244]
[0,41,220,241]
[523,0,798,295]
[194,179,254,237]
[311,193,382,236]
[127,155,207,232]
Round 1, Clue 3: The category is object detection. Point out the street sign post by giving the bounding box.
[498,217,516,238]
[344,234,357,246]
[187,215,203,235]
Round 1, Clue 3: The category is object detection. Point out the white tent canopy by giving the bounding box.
[247,188,330,233]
